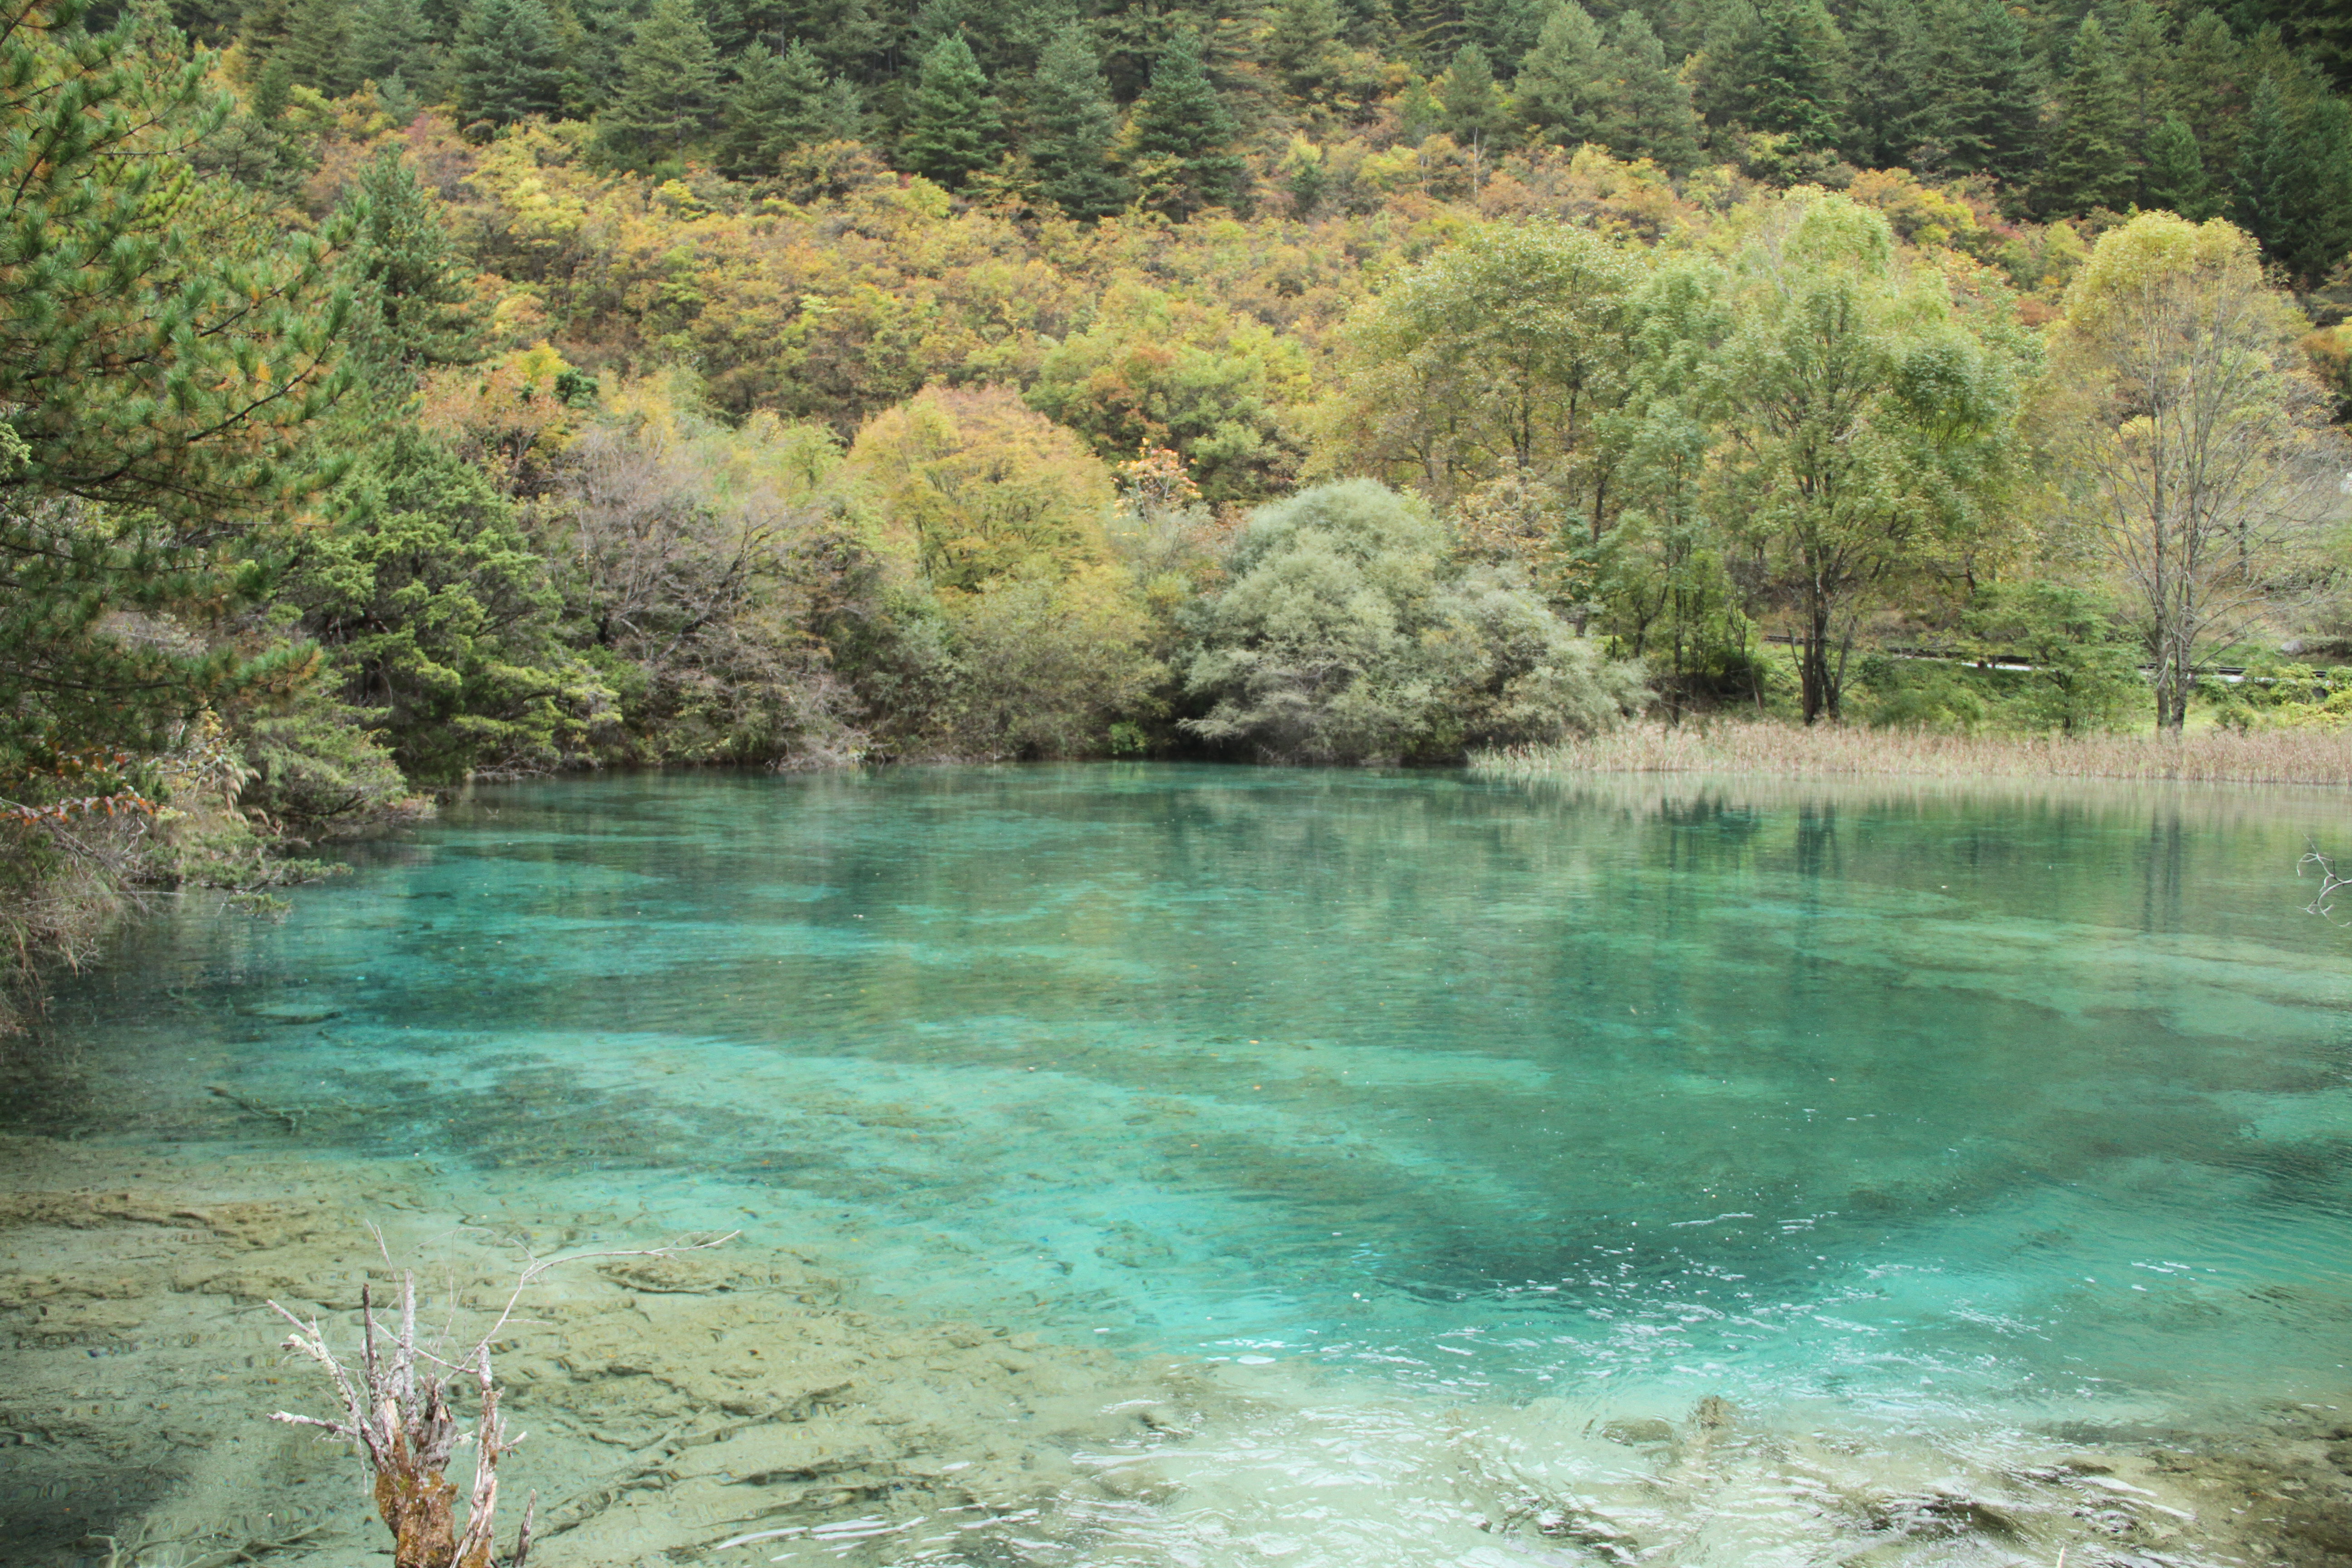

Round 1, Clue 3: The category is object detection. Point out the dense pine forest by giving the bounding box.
[4,0,2352,1017]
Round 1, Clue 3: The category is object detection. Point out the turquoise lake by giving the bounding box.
[10,764,2352,1564]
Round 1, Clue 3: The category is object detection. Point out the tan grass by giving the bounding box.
[1475,722,2352,789]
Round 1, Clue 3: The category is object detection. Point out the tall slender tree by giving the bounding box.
[715,38,840,178]
[901,32,1004,188]
[1843,0,1918,169]
[1027,31,1128,220]
[600,0,723,163]
[2040,15,2136,213]
[280,0,357,95]
[1745,0,1845,151]
[341,147,482,397]
[1517,0,1607,147]
[1602,12,1704,172]
[1440,40,1508,154]
[452,0,565,127]
[1462,0,1547,70]
[2040,213,2340,730]
[2231,74,2352,284]
[1269,0,1344,104]
[2145,113,2219,220]
[1130,27,1245,218]
[351,0,430,89]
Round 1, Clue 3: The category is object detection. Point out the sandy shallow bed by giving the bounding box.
[3,1131,2349,1568]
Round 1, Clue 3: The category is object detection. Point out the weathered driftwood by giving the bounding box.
[267,1229,733,1568]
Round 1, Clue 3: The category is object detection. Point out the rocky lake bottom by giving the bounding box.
[4,766,2350,1566]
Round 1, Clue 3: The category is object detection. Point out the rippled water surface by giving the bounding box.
[14,764,2352,1562]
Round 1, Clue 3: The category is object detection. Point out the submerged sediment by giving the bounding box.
[0,1134,1214,1568]
[4,1131,2348,1568]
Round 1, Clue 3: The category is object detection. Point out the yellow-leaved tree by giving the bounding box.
[845,385,1117,591]
[2037,213,2348,730]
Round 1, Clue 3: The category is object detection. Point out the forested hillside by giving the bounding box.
[5,0,2352,1021]
[179,0,2352,275]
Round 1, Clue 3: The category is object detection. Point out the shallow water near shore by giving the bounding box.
[5,764,2352,1566]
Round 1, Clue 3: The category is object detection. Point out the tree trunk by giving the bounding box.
[1798,601,1834,724]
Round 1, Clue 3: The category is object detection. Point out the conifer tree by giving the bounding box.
[1131,27,1245,218]
[280,0,356,95]
[2144,113,2218,220]
[1396,69,1442,142]
[1843,0,1918,169]
[2231,74,2352,284]
[2040,15,2136,213]
[0,0,354,770]
[600,0,722,163]
[1396,0,1458,70]
[901,33,1004,189]
[1517,0,1605,146]
[1462,0,1547,70]
[1601,10,1703,172]
[1268,0,1344,104]
[351,0,429,89]
[2171,9,2244,163]
[2114,0,2173,162]
[1027,31,1128,220]
[235,0,294,69]
[1441,40,1508,152]
[1906,0,2038,187]
[716,39,837,179]
[2232,75,2300,250]
[1745,0,1845,151]
[452,0,565,127]
[341,147,483,400]
[251,52,293,120]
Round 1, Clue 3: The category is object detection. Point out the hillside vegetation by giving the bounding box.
[5,0,2352,1019]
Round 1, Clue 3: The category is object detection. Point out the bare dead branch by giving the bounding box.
[266,1230,730,1568]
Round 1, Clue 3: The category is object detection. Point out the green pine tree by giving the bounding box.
[285,429,589,783]
[1905,0,2038,187]
[0,0,353,776]
[1462,0,1548,69]
[1395,0,1459,70]
[1601,10,1704,172]
[2144,113,2218,220]
[1130,27,1245,218]
[1745,0,1844,151]
[452,0,565,128]
[715,39,837,180]
[901,33,1004,188]
[784,0,883,80]
[351,0,430,88]
[2231,74,2352,284]
[1843,0,1919,169]
[251,52,293,121]
[1026,31,1129,220]
[340,147,483,399]
[280,0,357,96]
[2039,15,2136,214]
[1440,40,1509,152]
[2113,0,2173,161]
[1396,69,1442,144]
[1268,0,1344,104]
[1518,0,1606,146]
[2170,9,2244,164]
[599,0,722,164]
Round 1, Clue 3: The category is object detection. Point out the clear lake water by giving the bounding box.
[10,763,2352,1564]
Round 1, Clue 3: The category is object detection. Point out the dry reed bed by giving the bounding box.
[1476,724,2352,788]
